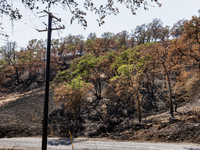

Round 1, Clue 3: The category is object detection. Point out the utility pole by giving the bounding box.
[37,10,65,150]
[198,9,200,17]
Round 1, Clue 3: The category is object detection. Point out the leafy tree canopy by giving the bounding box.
[0,0,161,28]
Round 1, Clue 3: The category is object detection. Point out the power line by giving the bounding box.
[0,37,7,41]
[6,25,44,34]
[1,9,48,33]
[32,10,49,27]
[1,15,47,36]
[19,20,37,29]
[53,19,62,38]
[11,0,14,35]
[0,14,36,22]
[61,17,67,28]
[29,17,39,29]
[198,9,200,17]
[12,27,36,33]
[1,17,38,25]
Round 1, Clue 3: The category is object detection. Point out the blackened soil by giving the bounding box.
[1,87,200,144]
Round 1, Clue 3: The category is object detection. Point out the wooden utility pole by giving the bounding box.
[198,9,200,17]
[37,10,65,150]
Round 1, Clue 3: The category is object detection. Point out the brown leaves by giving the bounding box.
[54,79,92,115]
[172,16,200,69]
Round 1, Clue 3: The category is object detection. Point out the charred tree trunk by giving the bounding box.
[151,74,155,97]
[198,61,200,70]
[98,76,102,99]
[136,92,142,123]
[166,73,174,117]
[151,62,155,97]
[15,67,19,85]
[138,98,142,123]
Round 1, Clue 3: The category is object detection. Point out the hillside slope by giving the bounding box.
[0,87,200,144]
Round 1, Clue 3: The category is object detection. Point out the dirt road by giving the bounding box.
[0,137,200,150]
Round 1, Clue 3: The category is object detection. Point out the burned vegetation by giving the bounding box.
[0,16,200,143]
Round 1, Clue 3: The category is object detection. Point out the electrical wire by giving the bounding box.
[29,10,49,31]
[4,24,43,35]
[1,19,44,35]
[13,26,43,33]
[52,19,62,38]
[1,7,47,31]
[61,17,67,29]
[1,14,36,23]
[19,20,37,29]
[11,0,14,35]
[32,9,47,24]
[1,18,38,25]
[0,9,66,47]
[2,12,47,33]
[0,37,7,41]
[29,15,41,29]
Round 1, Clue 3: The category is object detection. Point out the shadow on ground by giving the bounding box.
[184,148,200,150]
[47,138,83,146]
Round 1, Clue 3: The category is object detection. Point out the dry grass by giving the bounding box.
[0,87,45,106]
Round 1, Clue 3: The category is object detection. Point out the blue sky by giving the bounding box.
[0,0,199,48]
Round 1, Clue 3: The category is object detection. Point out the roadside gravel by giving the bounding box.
[0,137,200,150]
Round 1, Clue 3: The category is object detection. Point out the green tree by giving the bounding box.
[134,23,148,45]
[53,53,105,99]
[54,76,92,128]
[85,38,106,56]
[72,53,103,99]
[19,39,45,79]
[101,32,116,52]
[107,48,151,122]
[0,55,14,91]
[0,41,22,87]
[87,32,97,40]
[115,30,129,49]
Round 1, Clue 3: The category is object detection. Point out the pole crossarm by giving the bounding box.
[36,10,65,32]
[43,10,61,22]
[36,25,65,32]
